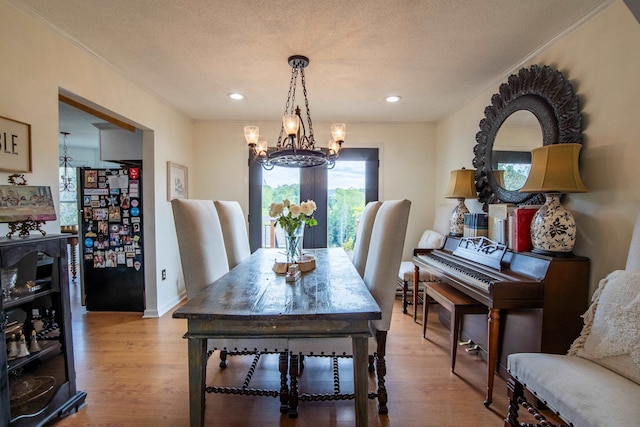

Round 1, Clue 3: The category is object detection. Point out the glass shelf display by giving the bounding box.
[1,235,86,427]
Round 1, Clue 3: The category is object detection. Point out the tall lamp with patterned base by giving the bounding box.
[444,168,477,237]
[519,143,588,256]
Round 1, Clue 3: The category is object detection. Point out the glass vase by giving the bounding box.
[284,225,304,263]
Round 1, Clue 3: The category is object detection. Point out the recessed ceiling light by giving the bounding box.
[385,95,401,103]
[228,93,244,100]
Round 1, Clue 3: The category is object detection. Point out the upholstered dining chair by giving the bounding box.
[214,200,251,269]
[287,199,411,415]
[171,199,287,368]
[351,201,382,278]
[397,229,445,314]
[172,199,229,300]
[397,204,450,318]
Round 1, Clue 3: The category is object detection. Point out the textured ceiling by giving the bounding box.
[14,0,609,128]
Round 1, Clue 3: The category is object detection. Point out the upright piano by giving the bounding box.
[412,236,590,406]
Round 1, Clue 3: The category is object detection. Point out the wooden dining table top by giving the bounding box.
[173,247,381,325]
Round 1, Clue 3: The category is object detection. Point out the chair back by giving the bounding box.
[364,199,411,332]
[626,212,640,272]
[352,201,382,278]
[214,200,251,269]
[171,199,229,299]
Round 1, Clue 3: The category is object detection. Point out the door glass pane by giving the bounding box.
[327,161,365,253]
[261,168,300,248]
[59,166,78,226]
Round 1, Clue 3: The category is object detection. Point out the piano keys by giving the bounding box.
[412,236,589,406]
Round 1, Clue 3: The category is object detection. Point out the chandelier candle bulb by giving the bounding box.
[330,123,346,143]
[244,126,259,146]
[283,114,300,136]
[256,140,268,156]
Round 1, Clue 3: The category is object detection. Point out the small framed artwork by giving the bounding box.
[167,161,188,201]
[0,185,56,222]
[0,115,32,173]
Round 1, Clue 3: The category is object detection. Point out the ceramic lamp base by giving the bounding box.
[530,193,577,256]
[449,198,469,237]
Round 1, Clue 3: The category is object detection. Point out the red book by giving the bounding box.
[513,207,540,252]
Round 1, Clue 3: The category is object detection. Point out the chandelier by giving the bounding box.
[59,131,74,192]
[244,55,345,170]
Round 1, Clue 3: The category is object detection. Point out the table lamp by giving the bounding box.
[519,143,587,256]
[444,167,477,236]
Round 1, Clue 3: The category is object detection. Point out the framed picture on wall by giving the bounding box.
[0,116,32,173]
[0,185,56,222]
[167,161,188,201]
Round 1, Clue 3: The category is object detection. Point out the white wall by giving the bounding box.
[192,121,437,259]
[0,0,194,317]
[437,0,640,294]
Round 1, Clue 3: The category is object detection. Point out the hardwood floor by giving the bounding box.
[56,283,522,427]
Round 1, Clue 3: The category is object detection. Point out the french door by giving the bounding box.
[248,148,379,252]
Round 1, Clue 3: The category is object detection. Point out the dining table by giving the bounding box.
[172,247,381,427]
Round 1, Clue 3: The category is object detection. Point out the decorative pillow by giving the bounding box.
[569,270,640,385]
[418,230,445,249]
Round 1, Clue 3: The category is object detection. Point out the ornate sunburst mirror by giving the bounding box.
[472,65,583,211]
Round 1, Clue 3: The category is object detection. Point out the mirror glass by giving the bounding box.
[492,110,542,191]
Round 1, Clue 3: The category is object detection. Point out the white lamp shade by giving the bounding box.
[330,123,346,142]
[256,140,268,154]
[283,114,300,136]
[244,126,259,145]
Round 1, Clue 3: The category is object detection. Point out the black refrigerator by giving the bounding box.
[78,166,145,311]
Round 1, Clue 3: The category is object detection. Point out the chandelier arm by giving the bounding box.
[288,70,299,151]
[300,67,315,149]
[278,67,299,149]
[290,68,299,115]
[297,109,308,150]
[262,162,275,171]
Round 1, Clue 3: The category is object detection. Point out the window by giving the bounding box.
[59,167,78,226]
[327,161,365,251]
[249,148,378,252]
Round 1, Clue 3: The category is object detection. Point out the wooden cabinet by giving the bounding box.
[1,235,86,427]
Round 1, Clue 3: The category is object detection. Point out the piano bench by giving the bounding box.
[423,282,487,373]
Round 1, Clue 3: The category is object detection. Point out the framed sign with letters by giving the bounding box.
[0,115,32,173]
